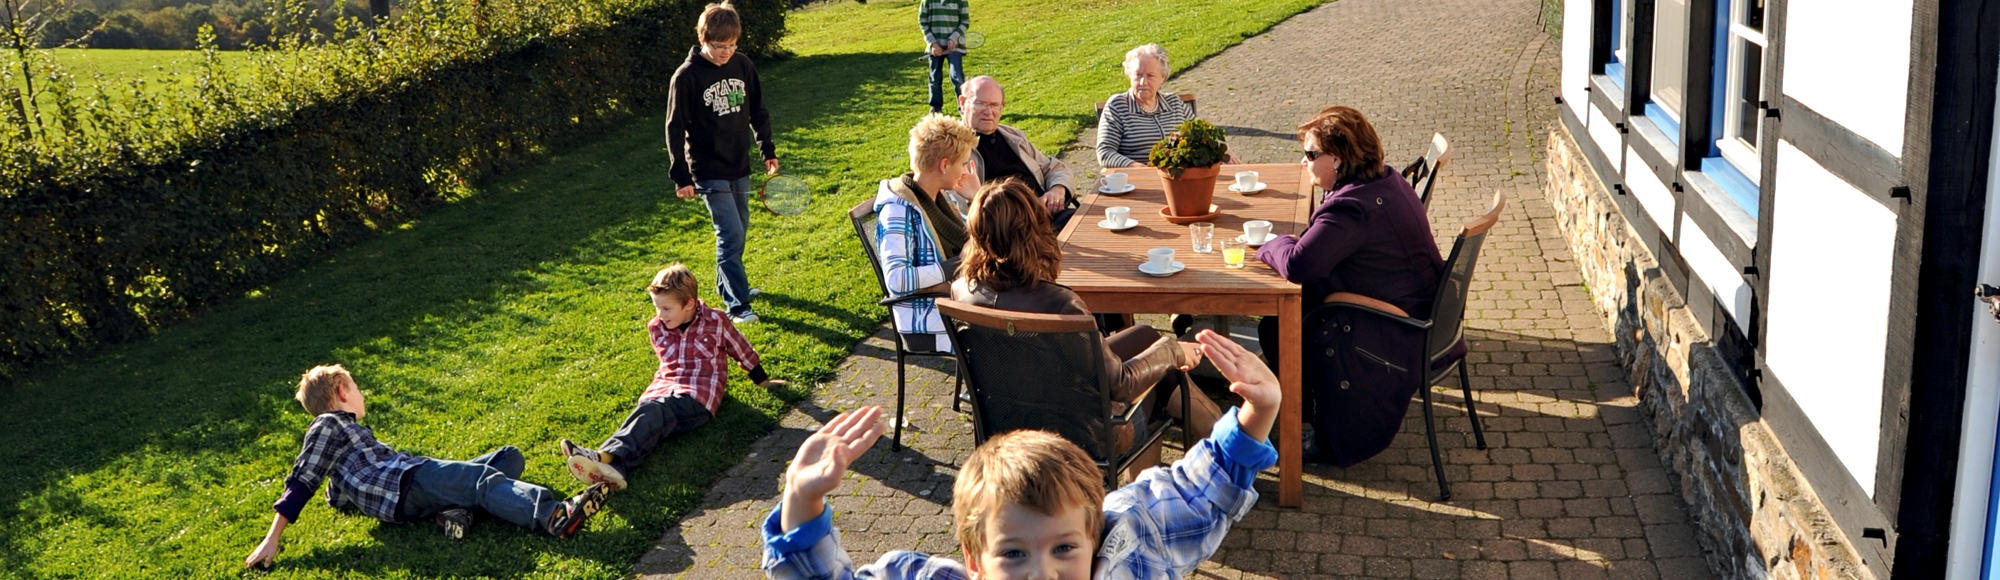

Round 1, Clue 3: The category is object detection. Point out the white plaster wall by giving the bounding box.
[1780,0,1913,155]
[1562,0,1591,121]
[1589,107,1623,174]
[1764,141,1898,495]
[1680,218,1752,324]
[1624,152,1676,234]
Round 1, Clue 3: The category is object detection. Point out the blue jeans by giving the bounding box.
[598,394,713,475]
[697,177,755,317]
[928,52,965,112]
[396,445,561,534]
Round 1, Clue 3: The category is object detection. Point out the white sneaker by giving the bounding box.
[731,312,760,324]
[747,288,762,298]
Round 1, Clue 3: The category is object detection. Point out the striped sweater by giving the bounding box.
[919,0,967,54]
[1096,91,1195,168]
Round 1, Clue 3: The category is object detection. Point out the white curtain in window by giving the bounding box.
[1652,0,1688,117]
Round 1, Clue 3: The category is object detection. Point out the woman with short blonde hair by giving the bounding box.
[873,113,982,352]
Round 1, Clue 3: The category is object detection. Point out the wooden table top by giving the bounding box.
[1057,163,1314,295]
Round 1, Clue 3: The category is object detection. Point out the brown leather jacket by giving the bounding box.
[949,279,1180,402]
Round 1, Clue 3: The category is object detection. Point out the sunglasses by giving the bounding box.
[1302,149,1324,161]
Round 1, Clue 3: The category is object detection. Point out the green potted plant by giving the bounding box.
[1148,119,1228,221]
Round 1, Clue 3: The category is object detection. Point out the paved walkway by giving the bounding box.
[638,0,1722,578]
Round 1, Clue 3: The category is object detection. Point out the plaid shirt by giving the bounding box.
[640,299,765,414]
[918,0,968,53]
[873,179,954,351]
[272,411,423,524]
[760,408,1278,580]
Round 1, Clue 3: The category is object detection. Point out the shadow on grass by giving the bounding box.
[0,51,918,579]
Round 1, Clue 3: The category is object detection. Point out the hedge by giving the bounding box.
[0,0,787,381]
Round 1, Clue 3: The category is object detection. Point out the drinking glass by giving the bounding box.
[1221,238,1247,269]
[1189,223,1215,253]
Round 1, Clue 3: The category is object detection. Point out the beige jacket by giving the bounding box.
[970,123,1076,204]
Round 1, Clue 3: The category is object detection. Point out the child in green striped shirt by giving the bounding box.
[920,0,968,114]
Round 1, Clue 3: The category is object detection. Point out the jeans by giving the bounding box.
[928,52,965,112]
[396,445,560,534]
[598,394,714,476]
[697,176,755,317]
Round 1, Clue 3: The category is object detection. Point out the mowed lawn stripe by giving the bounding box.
[0,0,1321,578]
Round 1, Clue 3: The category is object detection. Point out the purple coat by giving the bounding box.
[1258,165,1445,466]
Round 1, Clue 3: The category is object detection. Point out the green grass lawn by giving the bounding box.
[0,0,1321,578]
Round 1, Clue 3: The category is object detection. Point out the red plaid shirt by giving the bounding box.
[640,299,765,414]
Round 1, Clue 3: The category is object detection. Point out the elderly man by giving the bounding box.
[957,76,1078,228]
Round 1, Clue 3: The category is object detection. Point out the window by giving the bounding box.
[1647,0,1690,141]
[1700,0,1766,213]
[1605,0,1629,87]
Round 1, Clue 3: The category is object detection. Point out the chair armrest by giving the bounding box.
[1111,380,1165,425]
[880,283,950,307]
[1310,292,1431,330]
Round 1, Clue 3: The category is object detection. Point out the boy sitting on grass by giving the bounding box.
[761,329,1279,579]
[560,263,786,490]
[245,365,608,569]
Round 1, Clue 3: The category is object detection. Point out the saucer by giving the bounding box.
[1098,183,1138,195]
[1229,182,1268,194]
[1159,205,1222,225]
[1138,260,1186,276]
[1098,218,1138,231]
[1237,232,1276,247]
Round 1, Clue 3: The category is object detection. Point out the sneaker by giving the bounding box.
[747,288,762,298]
[435,508,473,540]
[731,311,760,325]
[561,439,627,491]
[546,483,610,539]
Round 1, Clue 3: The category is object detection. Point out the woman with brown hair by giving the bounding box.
[951,178,1224,464]
[1257,105,1450,466]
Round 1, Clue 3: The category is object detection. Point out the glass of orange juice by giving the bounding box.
[1221,238,1247,269]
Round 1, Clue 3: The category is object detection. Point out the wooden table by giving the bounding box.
[1056,163,1311,507]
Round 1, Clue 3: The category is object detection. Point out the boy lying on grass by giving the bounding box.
[245,365,607,569]
[559,263,786,491]
[761,329,1279,579]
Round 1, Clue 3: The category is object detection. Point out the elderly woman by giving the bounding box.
[1257,106,1450,467]
[1095,44,1198,168]
[951,178,1224,472]
[876,113,982,353]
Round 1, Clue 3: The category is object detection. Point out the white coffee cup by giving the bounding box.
[1235,170,1260,189]
[1244,220,1273,242]
[1147,247,1175,270]
[1103,172,1129,190]
[1106,206,1132,225]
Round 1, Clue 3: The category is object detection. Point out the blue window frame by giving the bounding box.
[1605,0,1627,87]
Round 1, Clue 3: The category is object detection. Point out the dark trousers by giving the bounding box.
[396,446,560,533]
[928,52,965,112]
[598,394,713,475]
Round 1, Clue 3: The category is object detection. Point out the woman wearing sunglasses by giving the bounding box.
[1255,105,1450,467]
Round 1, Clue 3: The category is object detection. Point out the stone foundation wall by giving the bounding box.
[1542,126,1870,580]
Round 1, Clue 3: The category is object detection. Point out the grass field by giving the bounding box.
[0,0,1323,578]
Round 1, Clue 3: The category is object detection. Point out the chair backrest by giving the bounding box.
[935,299,1121,462]
[1424,189,1504,366]
[1095,91,1198,117]
[1400,133,1452,207]
[848,198,894,302]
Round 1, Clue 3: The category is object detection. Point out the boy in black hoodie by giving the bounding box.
[666,2,779,324]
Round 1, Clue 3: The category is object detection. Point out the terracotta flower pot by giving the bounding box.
[1158,163,1221,217]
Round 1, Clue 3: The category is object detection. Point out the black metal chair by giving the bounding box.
[1308,189,1502,500]
[936,298,1191,488]
[848,199,964,451]
[1400,132,1452,207]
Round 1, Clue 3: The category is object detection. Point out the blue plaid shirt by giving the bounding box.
[761,408,1278,579]
[874,177,956,351]
[272,411,423,523]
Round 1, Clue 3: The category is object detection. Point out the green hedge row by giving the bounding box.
[0,0,788,381]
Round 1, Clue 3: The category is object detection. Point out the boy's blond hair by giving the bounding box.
[952,430,1107,557]
[908,113,977,174]
[296,364,351,416]
[648,263,700,304]
[698,2,741,43]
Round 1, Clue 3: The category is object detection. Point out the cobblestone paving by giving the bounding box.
[638,0,1722,578]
